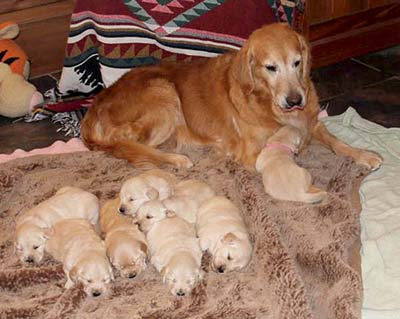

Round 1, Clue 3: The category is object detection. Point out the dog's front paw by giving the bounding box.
[170,154,194,169]
[357,150,383,171]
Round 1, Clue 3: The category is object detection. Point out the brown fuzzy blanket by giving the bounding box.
[0,144,367,319]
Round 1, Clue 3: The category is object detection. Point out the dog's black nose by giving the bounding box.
[25,256,34,263]
[92,291,101,297]
[176,290,185,297]
[128,272,136,279]
[119,206,126,214]
[285,93,303,108]
[217,266,225,273]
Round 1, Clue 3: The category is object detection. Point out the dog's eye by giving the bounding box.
[129,197,134,202]
[294,60,301,68]
[146,215,153,219]
[87,279,92,283]
[266,65,277,72]
[33,245,39,250]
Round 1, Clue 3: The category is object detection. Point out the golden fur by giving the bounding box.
[81,23,382,172]
[256,126,327,203]
[99,198,148,279]
[45,219,113,298]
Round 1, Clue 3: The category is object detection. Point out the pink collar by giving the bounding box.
[265,143,294,155]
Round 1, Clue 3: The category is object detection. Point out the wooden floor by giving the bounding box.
[0,46,399,154]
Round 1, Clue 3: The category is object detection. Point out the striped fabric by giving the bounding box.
[57,0,305,96]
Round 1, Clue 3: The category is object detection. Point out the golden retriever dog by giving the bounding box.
[197,196,252,273]
[162,179,216,223]
[15,186,99,265]
[118,169,177,216]
[81,23,382,178]
[100,198,147,279]
[146,213,203,297]
[45,218,114,298]
[256,125,327,203]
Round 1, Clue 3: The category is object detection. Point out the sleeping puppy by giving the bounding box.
[135,200,171,233]
[118,169,177,216]
[255,125,327,203]
[100,198,147,279]
[197,196,252,273]
[145,213,203,297]
[162,179,216,223]
[45,218,114,298]
[15,186,99,265]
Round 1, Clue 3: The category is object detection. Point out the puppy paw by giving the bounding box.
[357,150,383,171]
[169,154,193,169]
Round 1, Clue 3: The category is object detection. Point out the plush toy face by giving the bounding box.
[0,39,28,78]
[0,22,29,78]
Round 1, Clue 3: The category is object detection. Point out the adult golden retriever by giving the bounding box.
[81,23,382,172]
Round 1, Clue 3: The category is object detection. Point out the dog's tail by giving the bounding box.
[80,108,192,168]
[83,137,176,168]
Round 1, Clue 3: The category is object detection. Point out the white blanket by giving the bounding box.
[322,108,400,319]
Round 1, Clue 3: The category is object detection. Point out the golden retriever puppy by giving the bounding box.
[15,186,99,265]
[100,198,147,279]
[146,214,203,297]
[81,23,382,174]
[256,125,327,203]
[162,179,216,223]
[45,218,113,298]
[135,200,171,233]
[118,169,177,216]
[197,196,252,273]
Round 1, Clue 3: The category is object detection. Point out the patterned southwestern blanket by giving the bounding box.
[27,0,305,134]
[0,144,366,319]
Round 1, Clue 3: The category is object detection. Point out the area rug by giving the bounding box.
[0,143,367,319]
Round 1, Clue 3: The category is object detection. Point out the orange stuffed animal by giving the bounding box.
[0,21,30,79]
[0,21,43,118]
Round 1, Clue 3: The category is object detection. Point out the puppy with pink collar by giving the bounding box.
[256,125,327,203]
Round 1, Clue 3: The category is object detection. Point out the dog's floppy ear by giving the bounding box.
[160,266,169,283]
[146,188,159,200]
[69,266,80,283]
[139,242,148,256]
[232,44,255,95]
[43,228,54,240]
[166,210,176,218]
[222,232,238,245]
[297,32,311,81]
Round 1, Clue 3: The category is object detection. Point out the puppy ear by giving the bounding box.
[160,266,168,283]
[146,188,159,200]
[166,210,176,218]
[297,32,311,81]
[222,232,238,245]
[43,228,53,240]
[69,266,80,283]
[233,44,255,95]
[139,242,148,256]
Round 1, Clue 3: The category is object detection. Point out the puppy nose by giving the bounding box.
[128,272,136,279]
[92,290,102,297]
[217,266,225,273]
[25,256,34,263]
[176,290,185,297]
[119,206,126,214]
[285,93,303,108]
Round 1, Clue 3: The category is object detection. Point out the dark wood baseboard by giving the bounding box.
[309,3,400,68]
